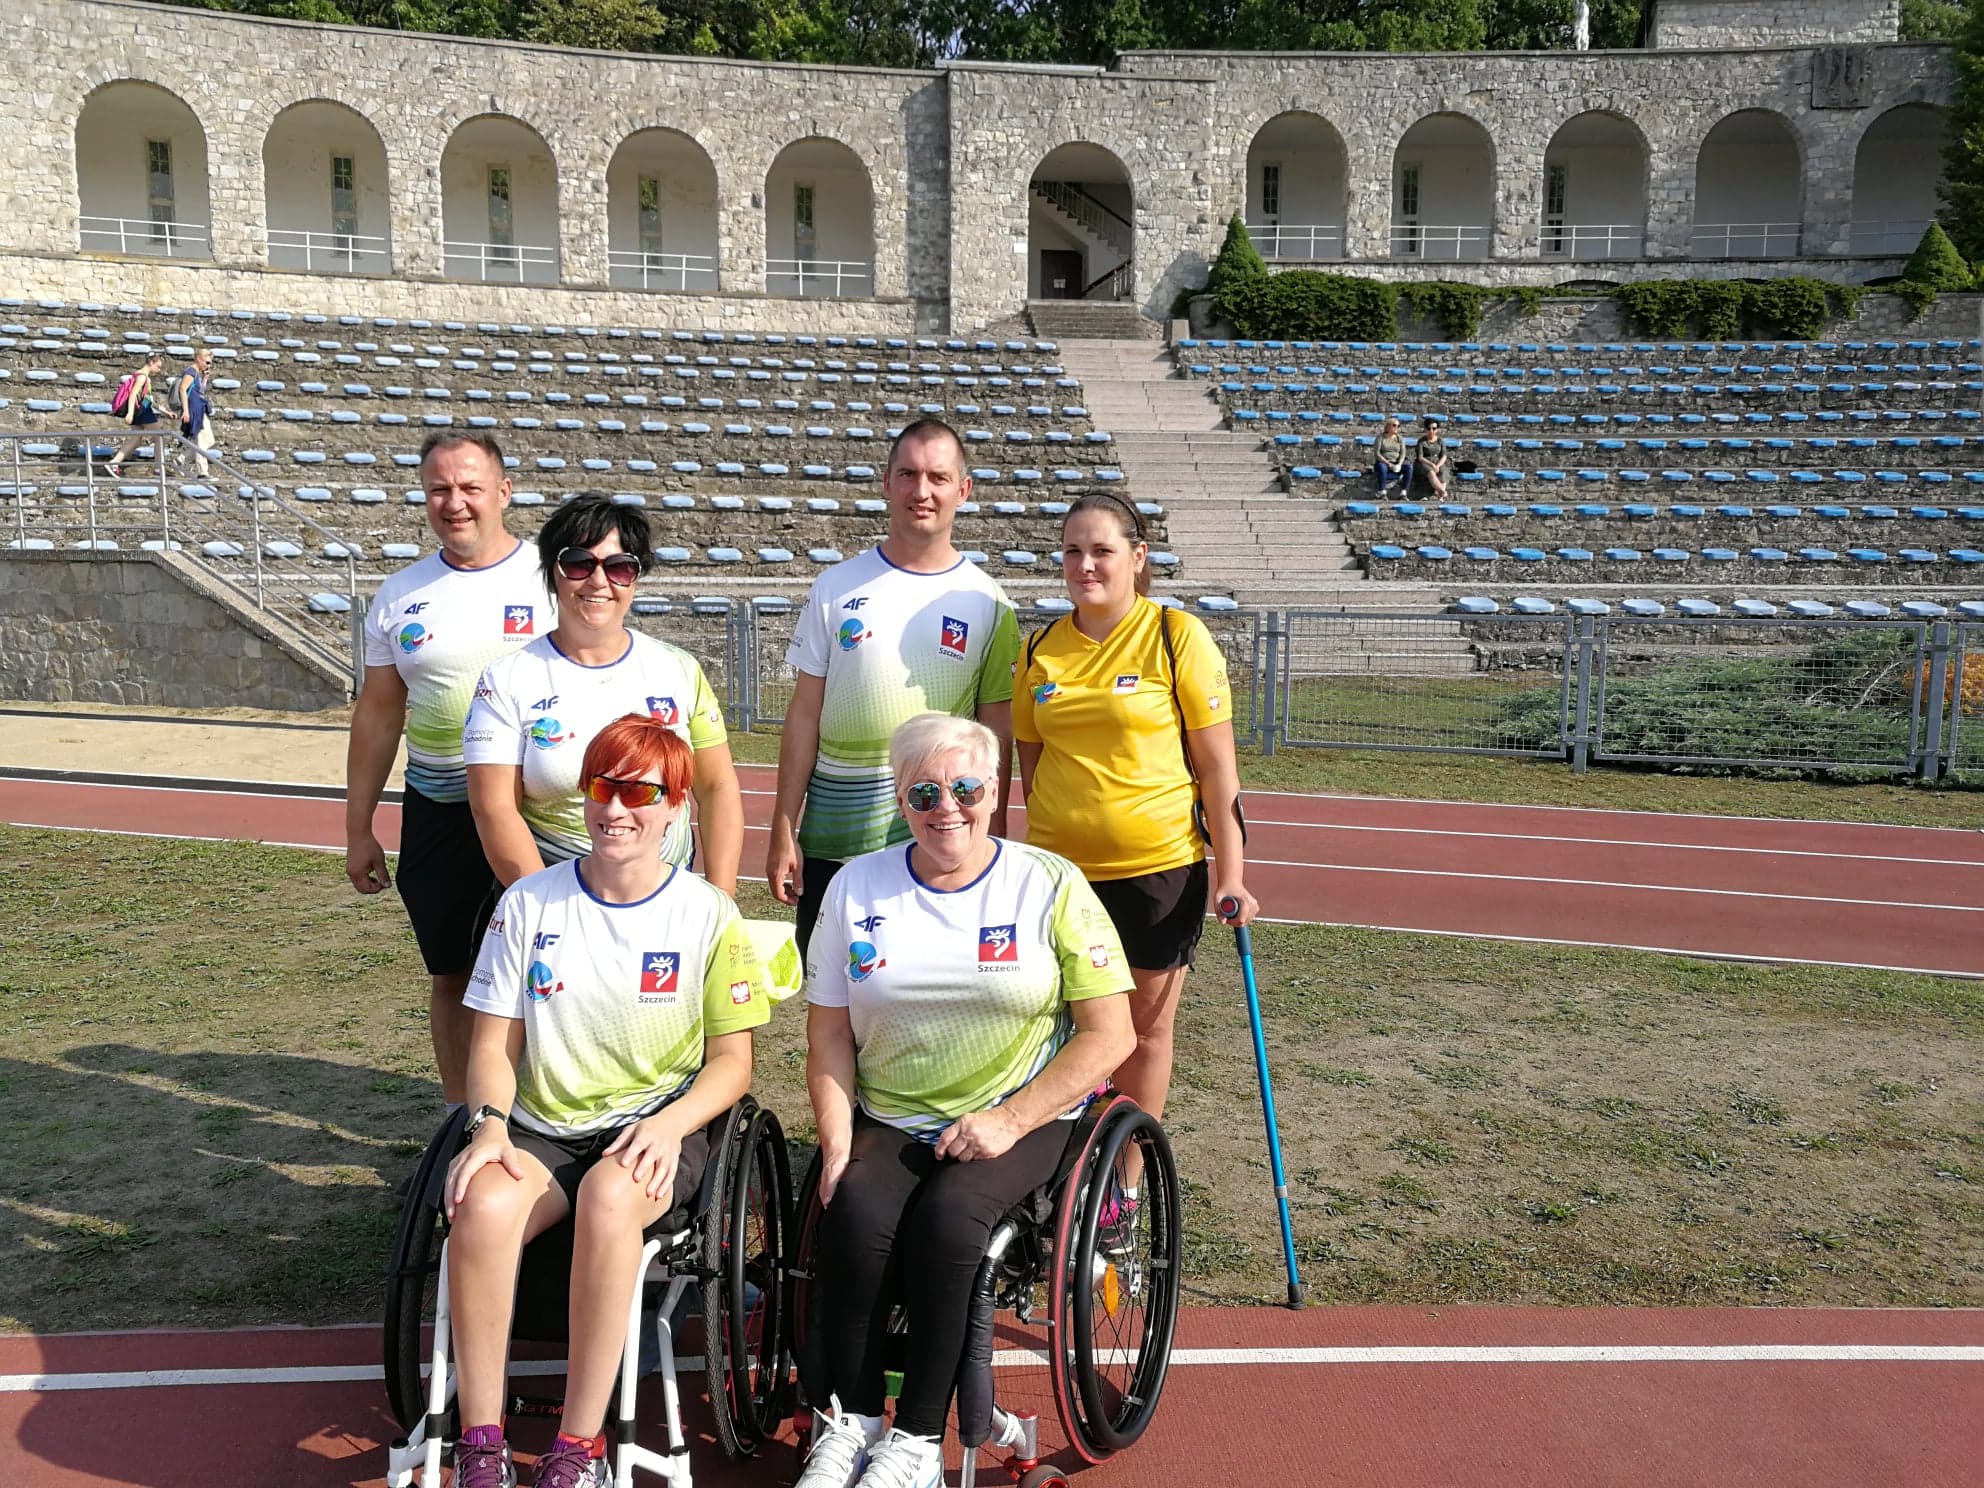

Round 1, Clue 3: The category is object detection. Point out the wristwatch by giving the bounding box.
[464,1104,508,1140]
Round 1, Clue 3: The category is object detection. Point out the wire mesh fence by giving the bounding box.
[1590,617,1926,773]
[1949,623,1984,782]
[1277,610,1575,757]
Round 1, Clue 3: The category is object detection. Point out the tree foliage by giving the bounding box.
[1205,213,1267,300]
[1901,0,1967,41]
[1941,0,1984,258]
[1902,221,1975,289]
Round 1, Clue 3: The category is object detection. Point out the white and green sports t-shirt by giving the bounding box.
[361,540,552,803]
[787,548,1019,862]
[804,839,1129,1136]
[461,630,727,867]
[466,859,772,1137]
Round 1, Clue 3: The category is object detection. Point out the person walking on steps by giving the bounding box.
[105,351,165,478]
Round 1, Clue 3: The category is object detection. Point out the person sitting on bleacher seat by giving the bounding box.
[1374,415,1410,499]
[1416,416,1451,500]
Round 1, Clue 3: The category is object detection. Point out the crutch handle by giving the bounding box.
[1218,896,1252,954]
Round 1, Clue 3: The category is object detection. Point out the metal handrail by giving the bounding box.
[606,250,719,292]
[1,425,359,681]
[79,215,211,258]
[265,228,390,274]
[1390,223,1491,260]
[1083,259,1133,301]
[440,239,558,282]
[1033,181,1132,252]
[1538,221,1644,259]
[765,258,872,298]
[1846,219,1932,255]
[1690,222,1802,259]
[1246,223,1345,261]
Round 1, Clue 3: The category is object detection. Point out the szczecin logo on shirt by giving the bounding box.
[396,622,431,654]
[526,960,563,1002]
[1113,673,1140,694]
[529,716,574,749]
[503,605,535,636]
[939,615,970,658]
[646,695,680,725]
[1031,681,1059,705]
[978,923,1019,966]
[837,617,871,651]
[847,940,886,981]
[640,951,680,1004]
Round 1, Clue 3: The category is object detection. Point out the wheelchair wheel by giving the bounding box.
[1047,1098,1181,1463]
[382,1108,467,1434]
[701,1099,793,1459]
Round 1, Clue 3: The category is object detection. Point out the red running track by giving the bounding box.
[3,1307,1980,1487]
[4,768,1981,976]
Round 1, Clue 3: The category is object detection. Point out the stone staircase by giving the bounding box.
[1025,302,1157,343]
[1054,337,1476,674]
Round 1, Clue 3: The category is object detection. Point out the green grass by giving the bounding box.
[1,824,1980,1328]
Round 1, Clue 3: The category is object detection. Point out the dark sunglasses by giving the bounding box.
[557,547,642,587]
[583,774,667,808]
[905,776,987,813]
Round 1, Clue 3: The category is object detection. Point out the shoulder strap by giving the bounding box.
[1159,605,1245,848]
[1024,615,1062,670]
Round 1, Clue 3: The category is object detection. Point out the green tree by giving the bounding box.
[1940,0,1984,258]
[1901,221,1975,288]
[520,0,669,50]
[1205,212,1267,299]
[1901,0,1967,40]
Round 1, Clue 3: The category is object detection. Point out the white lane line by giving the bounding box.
[8,1343,1980,1392]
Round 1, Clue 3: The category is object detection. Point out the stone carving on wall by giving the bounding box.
[1812,47,1871,109]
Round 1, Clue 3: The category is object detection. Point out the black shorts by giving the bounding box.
[510,1118,714,1218]
[1088,859,1210,972]
[396,786,502,978]
[793,855,846,962]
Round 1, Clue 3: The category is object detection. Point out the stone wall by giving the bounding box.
[1647,0,1899,49]
[0,552,350,711]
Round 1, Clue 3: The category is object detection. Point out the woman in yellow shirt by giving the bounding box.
[1012,492,1258,1136]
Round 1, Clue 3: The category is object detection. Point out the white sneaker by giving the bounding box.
[854,1428,943,1488]
[796,1397,882,1488]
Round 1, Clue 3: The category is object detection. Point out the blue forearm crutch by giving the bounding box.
[1220,896,1305,1308]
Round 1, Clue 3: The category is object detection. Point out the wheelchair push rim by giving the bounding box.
[702,1097,794,1459]
[382,1106,467,1435]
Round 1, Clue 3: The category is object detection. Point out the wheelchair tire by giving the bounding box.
[1048,1098,1181,1463]
[382,1108,467,1434]
[702,1098,793,1459]
[785,1148,826,1435]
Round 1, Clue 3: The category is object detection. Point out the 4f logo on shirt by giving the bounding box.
[978,924,1018,965]
[842,597,868,611]
[504,605,535,636]
[530,695,558,712]
[404,601,429,615]
[939,615,969,658]
[856,913,886,933]
[640,951,681,1004]
[1113,673,1139,694]
[837,617,871,651]
[647,695,680,725]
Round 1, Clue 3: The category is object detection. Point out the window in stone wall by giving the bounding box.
[1397,161,1422,256]
[639,176,664,256]
[1261,162,1281,221]
[146,138,175,240]
[1544,162,1568,254]
[488,165,516,269]
[331,154,358,242]
[795,183,816,260]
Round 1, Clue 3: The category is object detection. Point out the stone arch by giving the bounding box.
[440,112,560,284]
[1691,108,1804,258]
[74,79,213,260]
[1245,111,1349,262]
[1028,141,1135,301]
[606,127,720,292]
[1851,103,1950,255]
[262,99,392,275]
[765,136,876,298]
[1392,112,1495,261]
[1541,110,1648,260]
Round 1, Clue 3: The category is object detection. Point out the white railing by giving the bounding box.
[1538,222,1644,259]
[441,239,558,283]
[1390,223,1491,261]
[1033,181,1132,254]
[1246,223,1345,261]
[1691,222,1802,259]
[607,250,719,292]
[265,228,390,274]
[1846,219,1932,255]
[1086,259,1133,301]
[79,215,210,258]
[765,258,872,298]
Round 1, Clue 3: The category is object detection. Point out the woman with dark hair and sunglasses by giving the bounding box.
[1011,493,1257,1154]
[445,715,773,1488]
[793,712,1135,1488]
[463,496,744,895]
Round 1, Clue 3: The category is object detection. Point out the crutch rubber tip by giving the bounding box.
[1287,1282,1306,1309]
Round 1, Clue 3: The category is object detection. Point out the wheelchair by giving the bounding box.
[382,1095,794,1486]
[786,1093,1182,1488]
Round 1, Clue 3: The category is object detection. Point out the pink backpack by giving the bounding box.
[110,373,137,417]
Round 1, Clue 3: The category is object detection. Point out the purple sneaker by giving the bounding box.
[532,1435,610,1488]
[453,1424,516,1488]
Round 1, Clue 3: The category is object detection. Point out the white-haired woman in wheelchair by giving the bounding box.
[444,713,771,1488]
[798,712,1137,1488]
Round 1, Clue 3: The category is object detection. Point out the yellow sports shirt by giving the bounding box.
[1012,598,1230,880]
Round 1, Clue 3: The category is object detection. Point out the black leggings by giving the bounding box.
[808,1111,1068,1436]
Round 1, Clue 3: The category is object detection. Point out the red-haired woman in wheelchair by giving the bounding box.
[443,714,772,1488]
[797,712,1137,1488]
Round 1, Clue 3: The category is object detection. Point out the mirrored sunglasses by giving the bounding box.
[557,547,641,587]
[583,774,667,808]
[905,776,987,813]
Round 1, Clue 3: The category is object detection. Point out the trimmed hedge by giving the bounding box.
[1216,271,1400,340]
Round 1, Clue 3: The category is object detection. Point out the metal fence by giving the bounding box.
[1949,623,1984,783]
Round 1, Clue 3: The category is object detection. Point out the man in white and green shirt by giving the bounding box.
[767,420,1021,955]
[345,431,552,1104]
